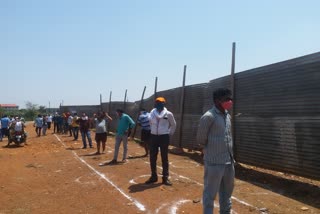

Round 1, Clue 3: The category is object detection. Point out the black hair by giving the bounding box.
[213,88,232,101]
[116,109,124,114]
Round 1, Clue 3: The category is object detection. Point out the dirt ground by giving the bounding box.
[0,123,319,214]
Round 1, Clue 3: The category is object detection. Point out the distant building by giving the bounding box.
[0,104,19,110]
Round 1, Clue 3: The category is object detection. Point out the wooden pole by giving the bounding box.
[178,65,187,150]
[100,94,102,111]
[123,89,127,112]
[230,42,236,160]
[132,86,146,138]
[108,91,112,113]
[154,77,158,98]
[107,91,112,134]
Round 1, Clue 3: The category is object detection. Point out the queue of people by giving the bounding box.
[0,89,234,213]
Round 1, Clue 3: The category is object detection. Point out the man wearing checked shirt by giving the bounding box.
[197,88,235,214]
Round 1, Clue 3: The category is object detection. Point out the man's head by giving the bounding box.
[116,109,124,117]
[155,97,166,112]
[213,88,233,112]
[140,108,146,114]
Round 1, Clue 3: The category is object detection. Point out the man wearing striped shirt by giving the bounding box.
[137,108,151,157]
[197,88,235,214]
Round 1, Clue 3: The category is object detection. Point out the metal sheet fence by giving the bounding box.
[61,51,320,179]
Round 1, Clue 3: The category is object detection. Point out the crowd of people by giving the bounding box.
[0,88,235,213]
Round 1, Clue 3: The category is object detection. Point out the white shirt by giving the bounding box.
[149,107,176,135]
[15,121,23,131]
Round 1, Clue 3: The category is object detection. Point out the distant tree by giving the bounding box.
[39,105,47,114]
[24,101,38,121]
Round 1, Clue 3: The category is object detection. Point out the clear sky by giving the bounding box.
[1,0,319,109]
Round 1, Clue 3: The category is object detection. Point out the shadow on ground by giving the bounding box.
[168,149,320,209]
[235,163,320,209]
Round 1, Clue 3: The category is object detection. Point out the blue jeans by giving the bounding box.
[72,127,79,140]
[81,130,92,148]
[203,162,234,214]
[113,135,128,161]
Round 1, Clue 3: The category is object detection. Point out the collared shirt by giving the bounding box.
[137,111,150,131]
[149,107,176,136]
[34,117,43,128]
[116,113,135,136]
[196,106,233,164]
[1,117,10,128]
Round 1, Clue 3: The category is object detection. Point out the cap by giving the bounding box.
[155,97,166,103]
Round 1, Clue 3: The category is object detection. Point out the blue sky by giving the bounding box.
[1,0,319,109]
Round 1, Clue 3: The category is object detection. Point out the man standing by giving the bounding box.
[196,88,235,214]
[34,114,43,137]
[145,97,176,186]
[109,109,135,164]
[79,112,93,149]
[1,115,11,141]
[72,113,80,141]
[137,108,151,157]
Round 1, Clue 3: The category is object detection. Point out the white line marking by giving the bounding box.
[170,199,191,214]
[144,161,260,211]
[54,134,146,212]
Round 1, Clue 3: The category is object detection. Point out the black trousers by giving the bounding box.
[149,134,170,178]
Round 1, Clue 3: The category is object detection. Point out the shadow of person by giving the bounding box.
[128,183,162,193]
[127,154,148,159]
[81,152,101,157]
[66,147,81,151]
[2,144,24,149]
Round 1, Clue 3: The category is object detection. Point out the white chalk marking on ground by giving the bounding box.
[169,160,200,169]
[155,203,169,214]
[54,134,146,212]
[144,161,260,212]
[129,175,150,184]
[169,199,191,214]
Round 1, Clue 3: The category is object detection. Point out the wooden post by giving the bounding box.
[230,42,237,160]
[175,65,187,154]
[123,89,127,112]
[132,86,146,138]
[154,77,158,99]
[108,91,112,113]
[100,94,102,111]
[107,91,112,134]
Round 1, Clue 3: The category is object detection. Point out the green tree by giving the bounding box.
[39,105,47,114]
[24,101,38,121]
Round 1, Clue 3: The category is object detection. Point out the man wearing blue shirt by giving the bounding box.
[1,115,11,141]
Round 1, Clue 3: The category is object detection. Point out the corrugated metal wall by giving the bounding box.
[61,52,320,179]
[234,52,320,179]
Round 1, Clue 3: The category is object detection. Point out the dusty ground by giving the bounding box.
[0,123,319,214]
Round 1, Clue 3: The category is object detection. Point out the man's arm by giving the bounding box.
[168,113,176,135]
[196,113,214,148]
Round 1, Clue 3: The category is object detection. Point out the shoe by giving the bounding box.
[162,178,172,186]
[81,147,87,149]
[108,159,117,165]
[145,177,158,184]
[121,159,128,163]
[90,146,94,148]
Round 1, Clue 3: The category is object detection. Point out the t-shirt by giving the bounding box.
[95,119,107,134]
[15,122,23,131]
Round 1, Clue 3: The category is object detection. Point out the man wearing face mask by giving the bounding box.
[196,88,235,214]
[145,97,176,186]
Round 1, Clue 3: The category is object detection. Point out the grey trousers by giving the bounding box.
[113,135,128,161]
[203,162,235,214]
